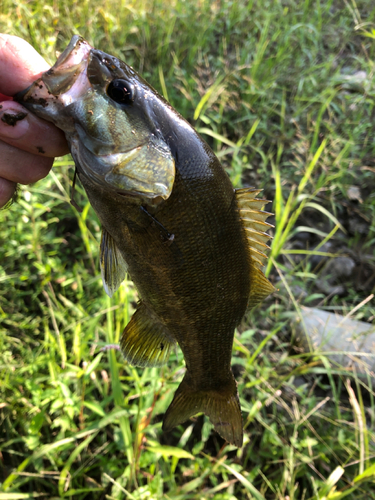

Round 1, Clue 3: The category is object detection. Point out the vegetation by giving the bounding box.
[1,0,375,498]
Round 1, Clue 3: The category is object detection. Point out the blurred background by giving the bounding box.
[0,0,375,498]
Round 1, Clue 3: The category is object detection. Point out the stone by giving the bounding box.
[323,256,356,281]
[294,307,375,375]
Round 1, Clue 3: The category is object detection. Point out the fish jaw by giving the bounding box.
[15,36,175,204]
[15,36,93,132]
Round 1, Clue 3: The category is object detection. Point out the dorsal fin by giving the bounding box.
[236,187,276,308]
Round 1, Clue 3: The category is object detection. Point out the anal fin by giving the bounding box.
[236,187,276,308]
[121,303,175,367]
[100,227,127,297]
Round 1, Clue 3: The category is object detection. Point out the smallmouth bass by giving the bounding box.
[16,36,275,447]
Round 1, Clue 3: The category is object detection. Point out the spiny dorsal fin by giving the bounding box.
[121,302,176,367]
[100,227,128,297]
[235,187,276,307]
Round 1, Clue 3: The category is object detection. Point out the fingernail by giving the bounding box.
[0,107,29,138]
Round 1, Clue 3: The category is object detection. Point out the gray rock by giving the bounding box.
[292,285,308,300]
[275,280,308,301]
[309,242,333,268]
[335,70,369,93]
[348,217,369,235]
[347,186,362,203]
[313,256,356,297]
[321,256,356,281]
[294,307,375,375]
[315,280,346,296]
[294,231,312,243]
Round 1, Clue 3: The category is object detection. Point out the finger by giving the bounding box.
[0,34,49,95]
[0,100,69,157]
[0,140,53,184]
[0,93,13,101]
[0,177,17,208]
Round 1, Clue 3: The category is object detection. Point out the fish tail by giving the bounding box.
[162,372,243,447]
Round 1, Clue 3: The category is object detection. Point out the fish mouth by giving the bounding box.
[43,35,93,96]
[15,36,93,108]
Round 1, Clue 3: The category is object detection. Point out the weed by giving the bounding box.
[1,0,375,498]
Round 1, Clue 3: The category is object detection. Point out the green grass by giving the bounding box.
[1,0,375,498]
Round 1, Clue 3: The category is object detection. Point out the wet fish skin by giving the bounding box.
[16,36,275,447]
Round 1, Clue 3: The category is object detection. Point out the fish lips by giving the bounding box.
[14,35,92,123]
[41,35,93,97]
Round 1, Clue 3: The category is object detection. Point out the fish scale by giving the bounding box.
[16,35,275,447]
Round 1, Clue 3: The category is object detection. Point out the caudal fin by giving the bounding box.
[162,374,243,447]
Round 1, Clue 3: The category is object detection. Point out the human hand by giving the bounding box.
[0,34,69,208]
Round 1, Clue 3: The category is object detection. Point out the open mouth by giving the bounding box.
[42,36,92,96]
[15,36,93,107]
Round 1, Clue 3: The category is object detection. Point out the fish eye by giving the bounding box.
[107,79,134,104]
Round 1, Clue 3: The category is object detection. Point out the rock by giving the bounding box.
[352,70,368,81]
[294,231,312,243]
[313,256,355,297]
[348,217,369,235]
[294,307,375,376]
[315,280,346,296]
[275,279,308,301]
[309,242,333,268]
[321,256,356,281]
[292,285,308,300]
[336,70,369,93]
[347,186,362,203]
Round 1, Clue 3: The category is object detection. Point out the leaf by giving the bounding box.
[83,400,106,417]
[81,352,104,378]
[145,445,194,460]
[304,202,345,232]
[317,466,345,498]
[0,496,48,499]
[58,433,99,496]
[354,461,375,483]
[197,128,237,148]
[2,409,129,490]
[221,462,266,500]
[326,487,358,499]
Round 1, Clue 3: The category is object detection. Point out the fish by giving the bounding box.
[16,35,275,447]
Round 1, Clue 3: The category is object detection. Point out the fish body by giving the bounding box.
[16,36,274,447]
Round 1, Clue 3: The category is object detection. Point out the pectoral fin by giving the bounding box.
[236,188,276,307]
[121,303,176,367]
[100,228,127,297]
